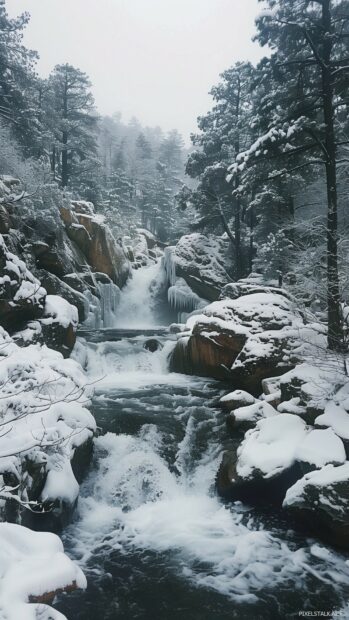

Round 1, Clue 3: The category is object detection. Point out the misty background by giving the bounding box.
[8,0,262,141]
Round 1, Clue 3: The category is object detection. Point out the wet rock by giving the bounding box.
[283,463,349,549]
[170,290,303,391]
[144,339,162,352]
[170,321,246,380]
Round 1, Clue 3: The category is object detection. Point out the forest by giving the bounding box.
[1,1,349,619]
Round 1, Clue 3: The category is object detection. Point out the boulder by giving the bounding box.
[217,414,346,506]
[164,234,233,302]
[136,227,157,249]
[227,400,278,432]
[169,320,246,380]
[219,389,257,413]
[283,463,349,549]
[170,290,304,391]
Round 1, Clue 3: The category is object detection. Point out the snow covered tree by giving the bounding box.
[186,62,255,278]
[48,64,99,189]
[229,0,349,351]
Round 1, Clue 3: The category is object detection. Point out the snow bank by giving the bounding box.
[0,522,86,620]
[0,328,96,510]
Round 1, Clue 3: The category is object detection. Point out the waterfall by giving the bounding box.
[114,260,162,328]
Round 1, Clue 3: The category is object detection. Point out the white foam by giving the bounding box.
[114,261,162,328]
[65,428,349,602]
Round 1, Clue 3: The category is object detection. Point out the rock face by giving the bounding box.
[164,234,233,302]
[170,289,304,393]
[62,201,130,287]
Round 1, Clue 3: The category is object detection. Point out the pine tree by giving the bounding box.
[48,64,99,189]
[229,0,349,351]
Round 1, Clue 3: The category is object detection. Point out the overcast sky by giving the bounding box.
[8,0,263,142]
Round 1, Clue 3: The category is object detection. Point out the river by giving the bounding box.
[55,263,349,620]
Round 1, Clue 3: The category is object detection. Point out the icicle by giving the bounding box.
[83,282,121,328]
[162,247,177,286]
[167,278,206,314]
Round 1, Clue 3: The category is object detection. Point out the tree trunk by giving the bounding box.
[50,145,56,177]
[61,68,69,188]
[61,132,69,188]
[249,204,254,274]
[322,0,342,350]
[234,197,242,279]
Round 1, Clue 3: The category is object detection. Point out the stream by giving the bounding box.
[55,264,349,620]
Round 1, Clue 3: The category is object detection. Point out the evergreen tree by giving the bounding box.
[230,0,349,350]
[48,64,99,189]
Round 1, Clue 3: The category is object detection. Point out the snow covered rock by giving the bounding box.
[164,233,233,302]
[219,389,257,412]
[283,463,349,549]
[37,269,89,323]
[228,400,278,431]
[0,332,96,529]
[217,415,346,504]
[136,227,157,249]
[40,295,79,358]
[14,295,80,358]
[171,289,304,389]
[0,234,46,332]
[0,522,86,620]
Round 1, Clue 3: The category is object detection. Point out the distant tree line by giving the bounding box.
[0,0,187,241]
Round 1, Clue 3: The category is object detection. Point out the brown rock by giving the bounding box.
[170,322,246,380]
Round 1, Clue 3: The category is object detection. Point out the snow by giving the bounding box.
[0,522,86,620]
[236,414,347,481]
[316,401,349,441]
[234,400,278,425]
[237,414,307,480]
[284,463,349,508]
[0,331,95,508]
[220,390,256,406]
[43,295,79,329]
[297,429,346,468]
[41,454,79,505]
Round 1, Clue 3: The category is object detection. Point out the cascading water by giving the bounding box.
[114,261,162,328]
[57,264,349,620]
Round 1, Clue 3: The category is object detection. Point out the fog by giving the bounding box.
[9,0,263,141]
